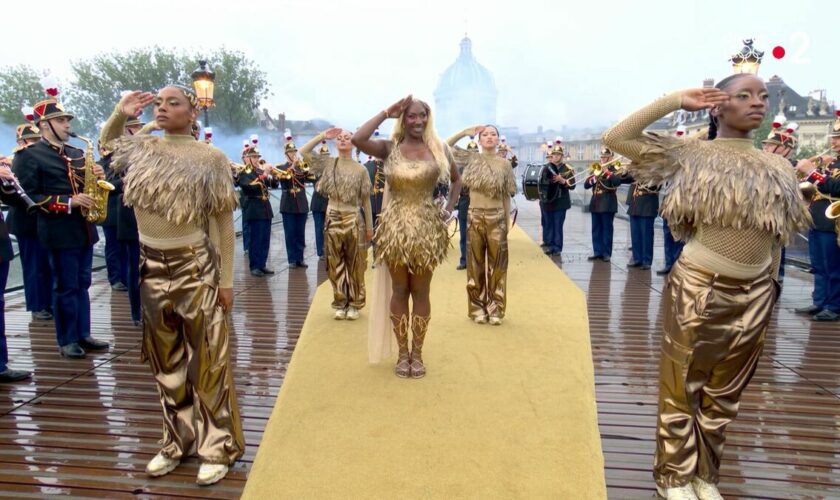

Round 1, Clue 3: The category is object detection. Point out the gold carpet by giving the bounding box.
[243,225,605,499]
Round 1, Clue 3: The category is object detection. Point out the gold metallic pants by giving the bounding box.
[466,207,509,319]
[325,209,366,309]
[654,257,777,487]
[139,239,245,465]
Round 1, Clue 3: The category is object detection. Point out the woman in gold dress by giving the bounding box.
[101,87,244,486]
[301,128,373,320]
[447,125,516,325]
[352,96,461,379]
[603,74,809,500]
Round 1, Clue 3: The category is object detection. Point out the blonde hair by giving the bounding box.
[390,99,450,183]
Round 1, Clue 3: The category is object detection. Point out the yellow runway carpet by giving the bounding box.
[243,225,605,499]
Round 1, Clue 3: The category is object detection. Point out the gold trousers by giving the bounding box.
[139,238,245,465]
[325,208,366,309]
[654,257,777,487]
[466,207,509,319]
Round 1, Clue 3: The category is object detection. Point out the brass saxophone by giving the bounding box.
[70,132,114,224]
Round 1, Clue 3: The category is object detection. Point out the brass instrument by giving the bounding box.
[799,149,839,200]
[69,132,114,224]
[231,162,253,175]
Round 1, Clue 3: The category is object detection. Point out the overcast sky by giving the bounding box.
[2,0,836,134]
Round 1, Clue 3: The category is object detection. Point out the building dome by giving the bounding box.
[434,36,498,138]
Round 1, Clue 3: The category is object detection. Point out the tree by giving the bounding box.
[0,65,46,125]
[794,143,821,161]
[752,115,773,149]
[66,46,271,136]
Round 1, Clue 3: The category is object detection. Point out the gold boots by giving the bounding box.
[391,314,410,378]
[410,315,430,379]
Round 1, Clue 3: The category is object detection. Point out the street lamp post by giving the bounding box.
[191,60,216,127]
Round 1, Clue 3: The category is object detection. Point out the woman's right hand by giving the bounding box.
[463,125,485,137]
[384,95,412,119]
[679,88,730,111]
[119,91,156,117]
[324,127,342,140]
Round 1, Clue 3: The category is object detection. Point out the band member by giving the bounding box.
[237,140,279,277]
[620,171,659,270]
[584,147,622,262]
[279,135,313,268]
[762,119,798,282]
[497,135,518,168]
[604,76,809,499]
[310,140,330,261]
[103,88,244,485]
[657,126,687,276]
[364,144,386,261]
[302,129,373,320]
[0,162,32,383]
[540,139,575,258]
[8,118,53,321]
[14,85,110,359]
[450,125,516,324]
[794,112,840,321]
[539,141,553,248]
[445,130,478,270]
[353,95,461,379]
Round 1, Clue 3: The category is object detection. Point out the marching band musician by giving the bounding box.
[497,135,518,168]
[657,126,686,276]
[301,128,373,320]
[584,147,622,262]
[236,139,279,277]
[0,157,32,382]
[761,118,798,283]
[445,128,479,270]
[279,134,314,269]
[13,83,110,359]
[620,169,659,270]
[540,138,576,258]
[310,140,330,261]
[8,115,54,321]
[794,111,840,322]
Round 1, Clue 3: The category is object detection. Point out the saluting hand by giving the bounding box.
[384,95,412,119]
[119,91,156,117]
[679,88,730,111]
[324,127,342,140]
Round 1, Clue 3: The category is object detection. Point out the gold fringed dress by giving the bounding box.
[374,144,449,273]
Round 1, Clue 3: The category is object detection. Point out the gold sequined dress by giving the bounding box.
[374,144,449,273]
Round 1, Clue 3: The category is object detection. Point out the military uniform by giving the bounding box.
[539,156,576,256]
[584,148,622,261]
[279,137,314,268]
[310,142,331,259]
[98,154,127,289]
[237,143,279,275]
[13,94,108,357]
[7,124,53,320]
[806,157,840,319]
[0,179,32,381]
[365,157,385,233]
[621,174,659,269]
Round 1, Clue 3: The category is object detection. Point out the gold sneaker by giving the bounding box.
[146,452,179,477]
[333,308,347,320]
[691,478,723,500]
[196,463,229,486]
[488,316,502,326]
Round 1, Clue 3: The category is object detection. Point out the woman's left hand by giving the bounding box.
[218,288,234,313]
[366,228,374,242]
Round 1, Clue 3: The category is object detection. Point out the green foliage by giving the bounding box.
[0,47,272,137]
[794,143,821,161]
[752,114,773,149]
[0,65,46,125]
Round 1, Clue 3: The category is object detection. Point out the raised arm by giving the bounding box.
[602,88,729,163]
[99,91,156,150]
[445,125,482,147]
[301,128,341,176]
[352,95,412,160]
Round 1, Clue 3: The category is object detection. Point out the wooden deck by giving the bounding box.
[0,197,837,499]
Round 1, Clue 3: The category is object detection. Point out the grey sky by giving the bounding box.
[2,0,836,133]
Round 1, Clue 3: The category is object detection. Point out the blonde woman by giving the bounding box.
[352,96,461,379]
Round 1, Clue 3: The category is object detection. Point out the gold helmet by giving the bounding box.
[284,131,297,153]
[466,135,479,152]
[318,139,330,155]
[550,137,564,156]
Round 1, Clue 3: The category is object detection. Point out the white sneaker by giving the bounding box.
[473,315,487,324]
[345,307,360,320]
[196,463,229,486]
[691,478,723,500]
[334,308,347,320]
[145,452,179,477]
[488,316,502,326]
[656,484,699,500]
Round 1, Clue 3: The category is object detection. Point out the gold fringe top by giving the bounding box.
[111,135,239,227]
[461,152,516,200]
[603,92,810,247]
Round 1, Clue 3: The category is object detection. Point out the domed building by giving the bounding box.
[434,36,498,138]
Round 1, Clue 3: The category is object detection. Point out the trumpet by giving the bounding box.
[230,162,253,175]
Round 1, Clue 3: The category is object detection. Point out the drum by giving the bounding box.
[522,164,545,201]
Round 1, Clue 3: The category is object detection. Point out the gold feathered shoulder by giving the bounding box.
[111,135,238,226]
[628,132,810,245]
[461,153,516,200]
